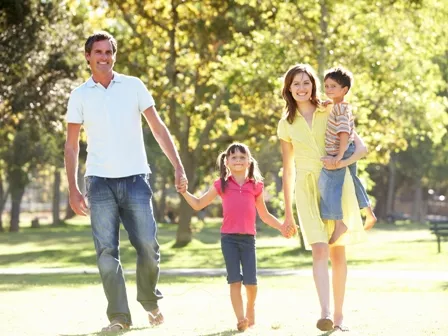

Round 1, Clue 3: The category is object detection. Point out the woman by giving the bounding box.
[278,64,367,332]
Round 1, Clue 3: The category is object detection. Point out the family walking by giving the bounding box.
[65,31,376,333]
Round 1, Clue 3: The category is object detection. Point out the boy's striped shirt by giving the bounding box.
[325,103,355,155]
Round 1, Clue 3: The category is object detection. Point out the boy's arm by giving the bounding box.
[335,132,349,163]
[181,185,218,211]
[322,131,368,169]
[255,192,282,231]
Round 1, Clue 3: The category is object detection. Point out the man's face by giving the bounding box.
[85,39,116,75]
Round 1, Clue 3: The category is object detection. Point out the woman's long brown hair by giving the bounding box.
[281,64,321,124]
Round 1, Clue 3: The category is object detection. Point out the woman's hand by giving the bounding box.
[321,156,347,170]
[281,217,298,238]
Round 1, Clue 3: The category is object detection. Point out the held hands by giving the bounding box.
[280,218,298,239]
[176,174,188,194]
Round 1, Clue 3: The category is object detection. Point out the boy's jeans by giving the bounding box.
[318,143,370,220]
[85,174,162,325]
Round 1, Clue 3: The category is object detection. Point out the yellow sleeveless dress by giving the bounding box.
[277,106,367,250]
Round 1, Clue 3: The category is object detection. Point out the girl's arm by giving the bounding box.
[280,140,297,229]
[181,185,218,211]
[321,131,368,170]
[255,192,282,231]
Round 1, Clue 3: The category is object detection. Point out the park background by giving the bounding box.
[1,0,448,335]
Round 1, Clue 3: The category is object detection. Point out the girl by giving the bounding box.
[278,64,368,332]
[180,142,292,332]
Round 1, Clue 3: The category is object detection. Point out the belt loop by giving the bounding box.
[133,176,136,183]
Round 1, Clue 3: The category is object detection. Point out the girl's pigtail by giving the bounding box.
[248,161,255,180]
[217,152,228,192]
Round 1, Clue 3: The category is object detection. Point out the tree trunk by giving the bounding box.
[412,177,424,223]
[64,168,83,220]
[174,199,194,247]
[52,169,61,226]
[157,175,168,223]
[64,194,76,220]
[317,0,329,78]
[0,175,9,232]
[386,154,396,217]
[9,186,25,232]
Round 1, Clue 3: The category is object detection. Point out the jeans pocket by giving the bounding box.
[84,176,92,198]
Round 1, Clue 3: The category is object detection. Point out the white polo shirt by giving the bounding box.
[66,72,154,178]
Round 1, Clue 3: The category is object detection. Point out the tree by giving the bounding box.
[0,0,83,231]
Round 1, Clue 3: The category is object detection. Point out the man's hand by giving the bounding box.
[175,167,187,193]
[69,189,89,216]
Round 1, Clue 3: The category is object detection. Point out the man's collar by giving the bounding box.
[86,71,122,87]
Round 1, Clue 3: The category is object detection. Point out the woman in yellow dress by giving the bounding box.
[277,64,367,332]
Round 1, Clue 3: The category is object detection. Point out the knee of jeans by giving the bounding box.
[97,247,120,273]
[134,238,159,258]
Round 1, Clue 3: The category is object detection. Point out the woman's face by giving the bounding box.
[289,72,313,103]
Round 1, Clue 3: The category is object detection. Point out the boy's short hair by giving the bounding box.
[324,67,354,91]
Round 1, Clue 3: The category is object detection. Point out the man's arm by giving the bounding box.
[142,106,186,190]
[64,123,88,216]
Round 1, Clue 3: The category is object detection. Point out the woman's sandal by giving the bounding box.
[316,317,334,331]
[101,320,130,332]
[334,325,349,332]
[237,318,249,332]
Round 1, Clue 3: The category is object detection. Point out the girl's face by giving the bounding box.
[226,150,250,173]
[289,72,313,102]
[324,78,348,101]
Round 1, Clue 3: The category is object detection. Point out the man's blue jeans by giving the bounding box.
[85,174,162,325]
[318,143,370,220]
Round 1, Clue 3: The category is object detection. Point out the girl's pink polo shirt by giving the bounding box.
[213,176,263,235]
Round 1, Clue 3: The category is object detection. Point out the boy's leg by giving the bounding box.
[87,176,132,326]
[120,175,163,325]
[318,168,345,221]
[346,163,377,230]
[319,168,347,244]
[240,235,257,327]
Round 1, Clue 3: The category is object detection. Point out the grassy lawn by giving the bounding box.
[0,274,447,335]
[1,216,448,335]
[0,216,447,271]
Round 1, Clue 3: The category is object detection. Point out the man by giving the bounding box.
[64,31,187,332]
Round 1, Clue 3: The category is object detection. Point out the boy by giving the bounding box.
[318,67,376,244]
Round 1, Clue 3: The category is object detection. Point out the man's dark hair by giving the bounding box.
[84,31,117,55]
[324,67,354,91]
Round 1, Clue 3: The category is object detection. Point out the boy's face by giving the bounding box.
[324,78,348,101]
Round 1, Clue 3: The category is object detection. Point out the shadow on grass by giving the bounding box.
[60,326,149,336]
[200,329,241,336]
[0,273,223,291]
[439,282,448,292]
[0,249,96,266]
[0,274,103,291]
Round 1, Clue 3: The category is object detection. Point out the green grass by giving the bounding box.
[1,274,447,335]
[0,217,447,271]
[1,217,448,335]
